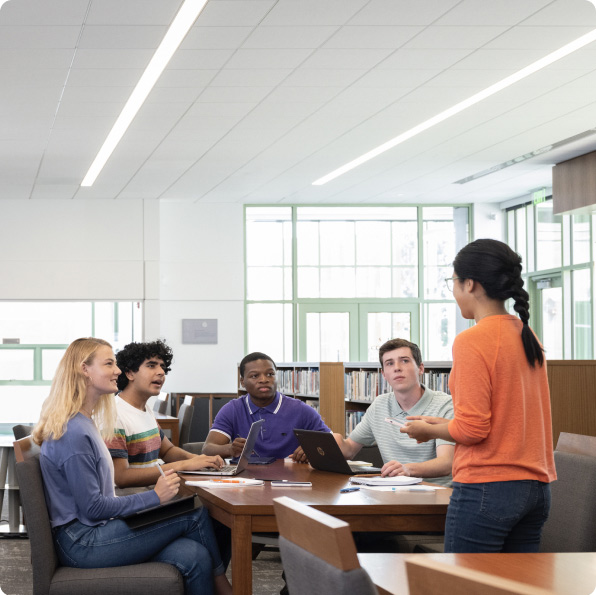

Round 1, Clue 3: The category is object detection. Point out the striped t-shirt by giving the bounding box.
[106,396,165,467]
[349,387,454,486]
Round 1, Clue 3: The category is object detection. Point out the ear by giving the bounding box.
[418,362,425,377]
[125,370,136,382]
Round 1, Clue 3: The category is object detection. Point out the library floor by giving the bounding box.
[0,499,286,595]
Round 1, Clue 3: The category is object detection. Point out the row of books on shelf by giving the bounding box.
[345,369,451,401]
[303,399,320,413]
[277,368,319,397]
[346,410,366,435]
[421,371,450,394]
[344,371,390,402]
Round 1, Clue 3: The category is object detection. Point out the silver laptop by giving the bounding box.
[184,419,264,476]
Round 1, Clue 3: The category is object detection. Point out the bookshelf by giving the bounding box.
[246,361,453,435]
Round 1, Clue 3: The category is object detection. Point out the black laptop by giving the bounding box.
[294,429,382,475]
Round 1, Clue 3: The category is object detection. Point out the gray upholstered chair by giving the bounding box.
[177,403,195,446]
[13,437,184,595]
[540,447,596,552]
[153,399,168,414]
[182,441,204,454]
[273,496,378,595]
[12,424,33,440]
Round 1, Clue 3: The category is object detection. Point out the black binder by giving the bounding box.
[122,494,200,529]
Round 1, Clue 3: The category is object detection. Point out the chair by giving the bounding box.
[178,403,195,446]
[555,431,596,456]
[13,437,184,595]
[182,441,204,455]
[12,424,34,440]
[273,496,378,595]
[153,399,167,414]
[539,447,596,552]
[405,556,554,595]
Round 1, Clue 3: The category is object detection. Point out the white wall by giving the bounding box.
[473,201,504,241]
[154,201,245,393]
[0,199,246,396]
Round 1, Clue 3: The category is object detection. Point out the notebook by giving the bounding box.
[293,429,383,475]
[184,419,265,476]
[122,494,199,529]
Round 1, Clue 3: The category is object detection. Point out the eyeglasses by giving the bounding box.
[445,277,461,292]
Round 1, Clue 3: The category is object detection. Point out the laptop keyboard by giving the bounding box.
[219,465,237,473]
[349,465,383,473]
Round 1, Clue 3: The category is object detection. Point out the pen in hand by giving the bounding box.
[156,462,167,479]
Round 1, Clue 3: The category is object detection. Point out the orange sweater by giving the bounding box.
[447,315,556,484]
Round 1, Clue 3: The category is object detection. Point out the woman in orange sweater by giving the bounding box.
[402,239,556,552]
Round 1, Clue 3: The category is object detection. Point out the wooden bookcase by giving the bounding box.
[546,360,596,445]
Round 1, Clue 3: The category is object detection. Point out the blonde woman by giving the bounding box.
[33,338,231,595]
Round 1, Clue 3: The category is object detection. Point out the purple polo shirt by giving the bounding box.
[210,392,331,459]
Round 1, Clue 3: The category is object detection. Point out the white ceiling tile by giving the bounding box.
[210,68,292,86]
[348,0,460,26]
[242,26,338,49]
[522,0,596,26]
[72,49,154,69]
[181,26,254,50]
[78,26,166,50]
[324,26,422,49]
[0,48,74,68]
[67,68,143,87]
[197,1,276,27]
[301,48,393,69]
[434,0,553,26]
[282,68,367,87]
[157,69,218,87]
[0,0,88,25]
[0,26,81,49]
[225,48,314,69]
[86,0,180,26]
[404,26,508,50]
[262,0,368,27]
[484,26,594,50]
[168,49,235,69]
[197,85,272,102]
[379,48,472,70]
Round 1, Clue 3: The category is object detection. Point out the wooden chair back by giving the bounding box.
[273,496,360,571]
[406,557,554,595]
[555,432,596,457]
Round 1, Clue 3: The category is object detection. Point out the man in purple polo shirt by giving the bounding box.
[202,352,331,462]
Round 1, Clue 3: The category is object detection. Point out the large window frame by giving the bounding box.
[245,205,471,362]
[506,197,593,359]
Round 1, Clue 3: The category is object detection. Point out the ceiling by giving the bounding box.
[2,0,596,205]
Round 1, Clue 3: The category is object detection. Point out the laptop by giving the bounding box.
[184,419,265,476]
[294,429,383,475]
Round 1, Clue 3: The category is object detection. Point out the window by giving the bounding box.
[507,198,594,359]
[0,301,142,429]
[246,205,469,362]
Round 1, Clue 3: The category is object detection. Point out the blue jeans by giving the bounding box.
[53,506,224,595]
[445,480,551,553]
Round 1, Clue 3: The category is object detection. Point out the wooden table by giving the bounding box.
[155,412,179,446]
[181,460,451,595]
[358,552,596,595]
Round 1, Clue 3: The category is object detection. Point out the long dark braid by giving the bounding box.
[453,239,544,367]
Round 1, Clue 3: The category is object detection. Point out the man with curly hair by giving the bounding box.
[105,339,224,488]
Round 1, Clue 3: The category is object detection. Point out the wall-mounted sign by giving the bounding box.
[182,319,218,344]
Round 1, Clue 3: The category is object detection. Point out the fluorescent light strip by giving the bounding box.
[312,27,596,186]
[81,0,209,187]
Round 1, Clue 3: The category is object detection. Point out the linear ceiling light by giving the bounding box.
[81,0,209,187]
[312,27,596,186]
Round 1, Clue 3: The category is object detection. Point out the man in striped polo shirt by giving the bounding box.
[106,339,224,488]
[335,338,454,487]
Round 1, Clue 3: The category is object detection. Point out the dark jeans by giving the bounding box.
[444,480,551,553]
[54,506,224,595]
